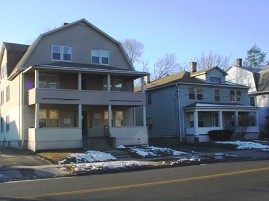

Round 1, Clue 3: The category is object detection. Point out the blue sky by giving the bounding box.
[0,0,268,71]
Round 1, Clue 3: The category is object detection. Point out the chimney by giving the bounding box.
[236,58,242,67]
[144,75,150,84]
[63,22,69,26]
[190,61,197,73]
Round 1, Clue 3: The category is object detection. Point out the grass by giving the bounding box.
[36,149,85,164]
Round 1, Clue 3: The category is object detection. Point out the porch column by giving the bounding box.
[35,69,39,88]
[78,72,81,90]
[143,105,146,126]
[108,105,112,127]
[141,76,145,92]
[235,111,239,132]
[78,104,82,129]
[107,74,111,92]
[35,103,39,128]
[193,110,198,133]
[218,111,223,129]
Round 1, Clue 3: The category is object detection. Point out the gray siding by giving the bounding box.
[23,22,131,70]
[146,86,179,137]
[141,82,251,138]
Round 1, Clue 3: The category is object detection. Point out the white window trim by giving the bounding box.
[91,49,110,65]
[51,45,72,62]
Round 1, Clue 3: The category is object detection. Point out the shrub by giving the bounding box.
[208,130,233,141]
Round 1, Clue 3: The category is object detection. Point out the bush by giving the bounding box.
[208,130,233,141]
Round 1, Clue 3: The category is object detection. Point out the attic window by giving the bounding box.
[210,77,221,83]
[91,49,109,65]
[52,45,72,61]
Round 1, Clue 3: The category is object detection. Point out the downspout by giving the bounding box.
[176,83,184,142]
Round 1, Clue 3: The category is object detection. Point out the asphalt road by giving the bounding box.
[0,160,269,201]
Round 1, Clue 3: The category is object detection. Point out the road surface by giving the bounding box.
[0,160,269,201]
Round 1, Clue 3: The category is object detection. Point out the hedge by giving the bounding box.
[208,130,233,141]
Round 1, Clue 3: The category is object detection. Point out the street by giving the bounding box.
[0,160,269,201]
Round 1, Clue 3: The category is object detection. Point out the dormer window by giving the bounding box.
[210,77,221,83]
[52,45,72,61]
[91,49,109,65]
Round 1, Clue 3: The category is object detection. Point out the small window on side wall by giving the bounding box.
[52,45,61,60]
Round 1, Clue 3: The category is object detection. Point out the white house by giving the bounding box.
[226,58,269,134]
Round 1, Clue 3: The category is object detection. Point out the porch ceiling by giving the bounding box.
[184,102,259,112]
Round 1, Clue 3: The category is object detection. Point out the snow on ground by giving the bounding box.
[69,161,151,172]
[215,141,269,151]
[58,150,116,164]
[127,145,188,157]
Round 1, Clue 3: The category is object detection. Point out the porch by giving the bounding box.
[184,103,260,143]
[24,64,148,151]
[27,104,148,151]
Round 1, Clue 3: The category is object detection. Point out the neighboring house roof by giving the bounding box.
[136,67,247,92]
[227,65,269,94]
[190,66,228,77]
[135,71,204,91]
[257,71,269,92]
[8,18,133,80]
[1,42,29,76]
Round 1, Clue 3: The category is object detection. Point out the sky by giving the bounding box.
[0,0,269,72]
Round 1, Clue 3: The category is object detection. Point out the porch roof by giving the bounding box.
[23,63,149,78]
[184,102,259,112]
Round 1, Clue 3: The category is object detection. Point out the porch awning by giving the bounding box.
[23,62,149,79]
[184,102,259,112]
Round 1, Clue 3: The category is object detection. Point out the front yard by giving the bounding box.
[35,140,269,174]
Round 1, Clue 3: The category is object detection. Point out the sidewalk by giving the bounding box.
[1,146,269,182]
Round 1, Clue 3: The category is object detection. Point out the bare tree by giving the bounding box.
[194,51,230,70]
[153,53,182,80]
[120,39,144,64]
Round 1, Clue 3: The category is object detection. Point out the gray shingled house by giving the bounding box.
[137,62,260,143]
[0,19,148,151]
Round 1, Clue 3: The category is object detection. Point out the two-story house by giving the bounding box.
[0,19,148,151]
[226,59,269,134]
[137,62,259,143]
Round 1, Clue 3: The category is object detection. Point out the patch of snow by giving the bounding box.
[116,145,126,149]
[70,161,150,172]
[215,141,269,151]
[58,150,116,164]
[128,145,187,157]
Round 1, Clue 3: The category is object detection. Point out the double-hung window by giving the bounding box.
[188,88,195,99]
[6,115,9,132]
[6,85,10,102]
[39,109,59,128]
[188,87,203,100]
[214,89,220,102]
[91,49,109,65]
[230,90,235,102]
[236,91,241,102]
[52,45,72,61]
[230,90,241,102]
[197,87,203,100]
[39,74,59,89]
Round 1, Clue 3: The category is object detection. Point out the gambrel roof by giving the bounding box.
[8,19,134,80]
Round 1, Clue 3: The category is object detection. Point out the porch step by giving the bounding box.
[83,137,112,151]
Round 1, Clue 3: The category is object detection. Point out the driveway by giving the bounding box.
[0,148,50,167]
